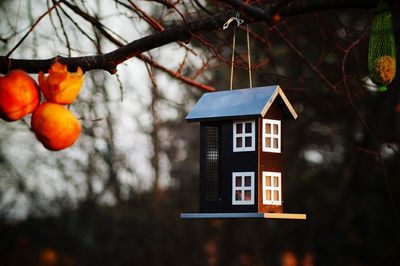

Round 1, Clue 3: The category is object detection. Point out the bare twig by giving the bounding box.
[6,0,64,58]
[273,28,338,93]
[52,0,72,56]
[341,19,400,223]
[341,23,373,141]
[138,54,216,92]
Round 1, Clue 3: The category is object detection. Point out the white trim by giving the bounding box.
[232,172,255,205]
[262,119,281,153]
[260,86,298,120]
[277,86,298,119]
[260,88,279,118]
[262,171,281,205]
[233,120,255,152]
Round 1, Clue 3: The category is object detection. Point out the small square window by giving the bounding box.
[233,121,255,152]
[232,172,254,205]
[262,119,281,153]
[262,172,281,205]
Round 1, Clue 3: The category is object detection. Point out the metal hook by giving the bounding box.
[223,12,244,30]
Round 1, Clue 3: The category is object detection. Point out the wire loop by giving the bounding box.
[223,12,244,30]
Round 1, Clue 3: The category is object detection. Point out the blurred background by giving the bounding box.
[0,1,399,265]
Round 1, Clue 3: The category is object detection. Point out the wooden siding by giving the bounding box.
[258,102,284,213]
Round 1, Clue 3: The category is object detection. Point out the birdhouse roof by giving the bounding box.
[186,85,298,122]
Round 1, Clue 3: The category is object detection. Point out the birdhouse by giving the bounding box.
[181,85,306,219]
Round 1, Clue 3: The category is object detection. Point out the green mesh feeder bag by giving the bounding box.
[368,2,396,92]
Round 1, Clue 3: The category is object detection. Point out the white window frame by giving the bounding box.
[232,172,255,205]
[262,171,282,205]
[233,120,255,152]
[262,119,281,153]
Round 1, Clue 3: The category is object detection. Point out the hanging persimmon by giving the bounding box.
[39,62,83,104]
[31,102,81,151]
[0,70,40,121]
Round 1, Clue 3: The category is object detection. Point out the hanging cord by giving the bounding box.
[223,13,243,90]
[246,24,252,88]
[223,13,253,90]
[229,26,237,91]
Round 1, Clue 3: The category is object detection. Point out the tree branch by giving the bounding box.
[273,28,338,93]
[138,54,216,92]
[223,0,378,21]
[6,0,65,58]
[0,0,391,75]
[0,11,236,74]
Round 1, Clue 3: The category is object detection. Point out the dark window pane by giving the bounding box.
[245,122,252,133]
[244,190,251,201]
[236,176,242,187]
[244,176,251,186]
[245,137,252,147]
[236,137,242,147]
[235,191,242,201]
[236,123,242,134]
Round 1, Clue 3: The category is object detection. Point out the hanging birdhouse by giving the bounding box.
[181,85,306,219]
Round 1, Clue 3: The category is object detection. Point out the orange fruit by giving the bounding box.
[39,62,84,104]
[31,103,81,151]
[0,70,40,121]
[370,55,396,86]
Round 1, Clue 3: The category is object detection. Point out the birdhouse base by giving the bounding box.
[180,212,306,220]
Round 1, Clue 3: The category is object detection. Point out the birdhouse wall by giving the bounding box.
[258,101,284,213]
[199,120,258,213]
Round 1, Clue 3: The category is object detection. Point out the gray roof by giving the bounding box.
[186,85,297,122]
